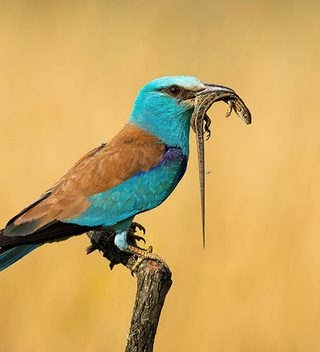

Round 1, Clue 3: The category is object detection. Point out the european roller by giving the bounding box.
[0,76,251,271]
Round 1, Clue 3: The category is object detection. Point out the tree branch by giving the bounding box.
[87,230,172,352]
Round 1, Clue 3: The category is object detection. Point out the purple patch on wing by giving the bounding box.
[158,146,188,181]
[134,146,187,180]
[160,146,186,164]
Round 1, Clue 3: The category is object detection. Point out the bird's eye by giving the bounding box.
[168,85,181,96]
[168,86,181,97]
[160,85,191,99]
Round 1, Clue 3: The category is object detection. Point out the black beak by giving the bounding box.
[197,83,236,97]
[192,83,252,249]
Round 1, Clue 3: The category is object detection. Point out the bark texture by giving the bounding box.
[87,230,172,352]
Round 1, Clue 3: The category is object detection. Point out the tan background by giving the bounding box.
[0,1,319,351]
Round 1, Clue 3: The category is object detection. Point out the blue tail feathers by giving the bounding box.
[0,244,40,271]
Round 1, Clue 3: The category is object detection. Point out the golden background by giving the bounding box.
[0,1,319,351]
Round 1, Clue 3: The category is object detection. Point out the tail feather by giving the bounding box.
[0,244,41,271]
[0,221,97,271]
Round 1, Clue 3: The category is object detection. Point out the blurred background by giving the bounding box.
[0,0,319,351]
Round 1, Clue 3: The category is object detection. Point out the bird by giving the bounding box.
[0,76,251,271]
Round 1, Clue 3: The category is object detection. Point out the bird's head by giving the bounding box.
[130,76,203,155]
[130,76,248,155]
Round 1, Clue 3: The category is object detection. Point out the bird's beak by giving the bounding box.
[192,83,252,249]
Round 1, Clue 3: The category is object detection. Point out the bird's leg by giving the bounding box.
[114,225,167,274]
[126,222,166,273]
[125,244,168,274]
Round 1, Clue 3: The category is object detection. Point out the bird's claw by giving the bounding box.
[129,234,146,244]
[127,222,147,248]
[130,222,146,235]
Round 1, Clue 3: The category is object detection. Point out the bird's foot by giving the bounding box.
[125,244,168,275]
[127,222,146,247]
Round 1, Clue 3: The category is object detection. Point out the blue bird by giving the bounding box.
[0,76,251,271]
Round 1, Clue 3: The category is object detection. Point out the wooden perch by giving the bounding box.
[87,230,172,352]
